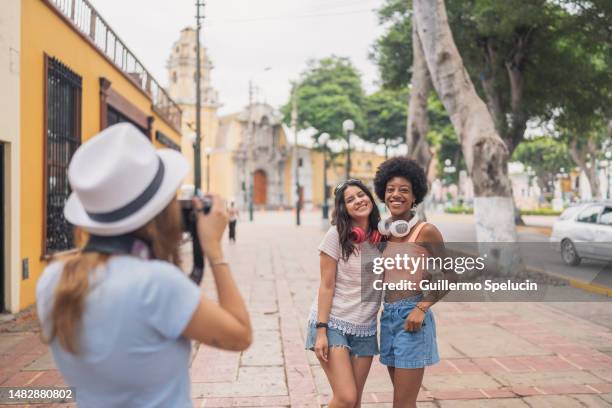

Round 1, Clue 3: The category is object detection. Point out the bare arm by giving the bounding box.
[317,252,337,325]
[405,223,456,332]
[313,252,337,362]
[182,195,252,351]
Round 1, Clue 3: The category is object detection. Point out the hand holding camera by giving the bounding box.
[193,194,228,262]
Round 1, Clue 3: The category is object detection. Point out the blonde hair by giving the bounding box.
[43,198,183,354]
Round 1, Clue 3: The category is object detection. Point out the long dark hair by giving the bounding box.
[331,179,381,261]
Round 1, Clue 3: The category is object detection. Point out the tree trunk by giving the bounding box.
[413,0,517,243]
[406,18,434,222]
[569,138,601,199]
[480,37,529,226]
[406,20,433,173]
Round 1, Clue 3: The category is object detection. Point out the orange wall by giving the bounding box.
[19,0,182,309]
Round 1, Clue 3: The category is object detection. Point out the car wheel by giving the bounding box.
[561,239,581,266]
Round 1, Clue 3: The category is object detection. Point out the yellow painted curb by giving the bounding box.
[525,266,612,298]
[451,248,612,298]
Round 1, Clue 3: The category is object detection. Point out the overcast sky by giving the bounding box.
[92,0,387,115]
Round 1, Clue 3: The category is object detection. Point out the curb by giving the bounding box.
[526,266,612,298]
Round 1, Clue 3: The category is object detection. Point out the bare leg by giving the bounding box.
[391,367,424,408]
[317,347,358,408]
[351,356,373,407]
[386,366,395,386]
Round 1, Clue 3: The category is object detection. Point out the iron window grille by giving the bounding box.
[45,57,82,254]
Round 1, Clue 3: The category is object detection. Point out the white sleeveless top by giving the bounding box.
[308,226,381,336]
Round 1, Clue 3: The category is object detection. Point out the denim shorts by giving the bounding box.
[305,323,379,357]
[379,294,440,369]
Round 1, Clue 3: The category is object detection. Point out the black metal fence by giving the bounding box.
[45,57,82,254]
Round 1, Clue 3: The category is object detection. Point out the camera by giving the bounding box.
[179,194,212,232]
[179,192,212,285]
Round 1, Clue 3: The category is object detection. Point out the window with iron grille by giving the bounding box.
[106,106,147,135]
[44,57,82,254]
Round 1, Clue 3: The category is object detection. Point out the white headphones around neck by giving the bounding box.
[378,215,420,238]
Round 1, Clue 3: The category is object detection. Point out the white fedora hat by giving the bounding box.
[64,123,189,236]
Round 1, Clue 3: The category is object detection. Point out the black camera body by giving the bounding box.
[179,195,212,232]
[179,194,212,285]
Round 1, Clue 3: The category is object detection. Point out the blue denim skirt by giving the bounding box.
[305,323,379,357]
[379,294,440,369]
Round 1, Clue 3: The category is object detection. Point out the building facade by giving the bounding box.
[167,30,390,212]
[0,0,182,312]
[166,27,220,191]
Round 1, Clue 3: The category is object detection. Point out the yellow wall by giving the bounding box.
[211,151,237,202]
[310,151,325,206]
[19,0,182,309]
[309,150,387,206]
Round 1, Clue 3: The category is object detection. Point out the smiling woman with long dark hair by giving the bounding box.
[305,179,382,408]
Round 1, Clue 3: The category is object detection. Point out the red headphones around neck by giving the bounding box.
[350,227,383,245]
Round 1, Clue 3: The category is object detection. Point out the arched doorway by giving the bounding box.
[253,169,267,205]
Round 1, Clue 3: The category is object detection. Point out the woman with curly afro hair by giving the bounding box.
[373,157,449,408]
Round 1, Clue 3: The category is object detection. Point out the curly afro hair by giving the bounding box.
[373,157,428,204]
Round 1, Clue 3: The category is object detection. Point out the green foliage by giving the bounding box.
[512,136,573,173]
[369,0,413,89]
[426,96,465,184]
[371,0,612,157]
[363,88,408,145]
[281,57,366,140]
[512,136,574,190]
[444,205,474,214]
[519,208,562,216]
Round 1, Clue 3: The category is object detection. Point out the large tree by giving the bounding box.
[372,0,612,222]
[413,0,517,242]
[372,0,588,153]
[281,56,366,140]
[370,1,433,173]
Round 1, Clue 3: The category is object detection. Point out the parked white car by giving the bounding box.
[550,202,612,266]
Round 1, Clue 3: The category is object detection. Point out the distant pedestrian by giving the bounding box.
[305,179,383,408]
[228,201,239,243]
[36,123,252,408]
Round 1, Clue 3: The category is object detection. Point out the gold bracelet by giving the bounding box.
[415,304,428,314]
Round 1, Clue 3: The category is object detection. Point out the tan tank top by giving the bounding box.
[382,222,430,303]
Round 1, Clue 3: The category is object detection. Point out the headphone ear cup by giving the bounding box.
[378,218,392,236]
[390,220,411,237]
[369,230,382,245]
[351,227,367,243]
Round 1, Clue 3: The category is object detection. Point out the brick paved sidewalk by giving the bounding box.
[189,216,612,408]
[1,212,612,407]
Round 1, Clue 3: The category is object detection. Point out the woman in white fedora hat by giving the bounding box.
[36,123,252,407]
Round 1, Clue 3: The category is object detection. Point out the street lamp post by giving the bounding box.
[194,1,205,193]
[205,147,212,192]
[319,132,330,220]
[443,159,457,182]
[378,137,389,160]
[342,119,355,179]
[291,85,301,226]
[606,151,612,199]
